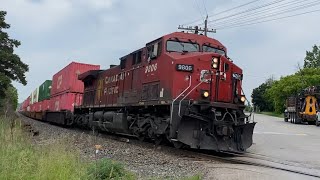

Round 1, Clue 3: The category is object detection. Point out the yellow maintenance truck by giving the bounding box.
[284,86,320,126]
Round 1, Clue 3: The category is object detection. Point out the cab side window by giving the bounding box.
[120,57,126,69]
[147,41,162,60]
[132,50,142,65]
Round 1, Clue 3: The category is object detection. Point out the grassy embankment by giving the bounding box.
[0,116,202,180]
[258,112,284,118]
[0,116,134,180]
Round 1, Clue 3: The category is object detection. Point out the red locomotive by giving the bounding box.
[20,31,255,153]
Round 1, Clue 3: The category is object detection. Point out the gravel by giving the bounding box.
[18,114,215,179]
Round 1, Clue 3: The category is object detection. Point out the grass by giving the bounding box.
[0,117,88,180]
[258,111,284,118]
[87,158,135,180]
[183,174,202,180]
[0,116,134,180]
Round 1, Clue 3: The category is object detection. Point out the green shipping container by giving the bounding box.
[38,80,52,102]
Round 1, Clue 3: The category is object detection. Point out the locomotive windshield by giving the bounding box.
[166,40,199,53]
[203,45,226,56]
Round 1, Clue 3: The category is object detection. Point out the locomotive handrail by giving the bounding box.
[170,75,192,125]
[177,70,212,117]
[178,81,204,117]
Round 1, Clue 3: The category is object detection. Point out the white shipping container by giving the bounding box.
[30,93,34,105]
[31,88,39,104]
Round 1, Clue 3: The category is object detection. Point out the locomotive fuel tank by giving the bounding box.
[92,111,129,133]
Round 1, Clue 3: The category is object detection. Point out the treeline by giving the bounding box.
[252,45,320,113]
[0,11,28,116]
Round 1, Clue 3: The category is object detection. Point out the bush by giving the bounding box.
[87,158,135,180]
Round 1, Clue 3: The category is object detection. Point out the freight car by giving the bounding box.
[21,31,256,153]
[284,86,320,126]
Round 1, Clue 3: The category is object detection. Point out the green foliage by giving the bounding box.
[0,85,18,116]
[244,105,253,112]
[87,158,135,180]
[0,11,29,96]
[183,174,202,180]
[0,118,88,180]
[304,45,320,68]
[266,68,320,113]
[251,78,275,112]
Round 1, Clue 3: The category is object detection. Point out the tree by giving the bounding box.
[251,77,275,112]
[303,45,320,68]
[0,11,29,96]
[0,85,18,117]
[266,68,320,113]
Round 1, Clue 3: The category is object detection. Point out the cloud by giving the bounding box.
[3,0,320,103]
[1,0,73,33]
[78,0,114,10]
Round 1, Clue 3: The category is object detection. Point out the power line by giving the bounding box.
[202,0,208,16]
[215,8,320,30]
[193,0,206,21]
[214,1,320,29]
[181,0,262,26]
[202,0,287,25]
[212,0,310,27]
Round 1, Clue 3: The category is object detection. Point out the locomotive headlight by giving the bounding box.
[212,57,220,69]
[202,90,210,98]
[240,96,246,103]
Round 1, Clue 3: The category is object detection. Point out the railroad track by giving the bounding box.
[178,149,320,179]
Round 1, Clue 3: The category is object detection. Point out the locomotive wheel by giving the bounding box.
[172,141,184,149]
[154,136,163,146]
[137,134,146,142]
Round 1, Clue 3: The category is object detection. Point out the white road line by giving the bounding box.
[254,132,308,136]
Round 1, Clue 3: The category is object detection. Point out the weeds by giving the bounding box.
[0,117,87,180]
[87,158,135,180]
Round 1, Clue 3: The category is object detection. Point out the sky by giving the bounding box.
[1,0,320,102]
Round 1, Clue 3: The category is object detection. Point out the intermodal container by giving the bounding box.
[30,93,33,104]
[39,80,52,101]
[23,96,30,110]
[30,103,35,112]
[50,93,83,112]
[41,100,50,111]
[51,62,100,96]
[35,102,42,112]
[31,88,39,104]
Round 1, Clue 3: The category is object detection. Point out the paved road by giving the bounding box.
[248,113,320,169]
[204,113,320,179]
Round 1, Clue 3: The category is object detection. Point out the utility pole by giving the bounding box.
[204,15,208,36]
[178,16,216,36]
